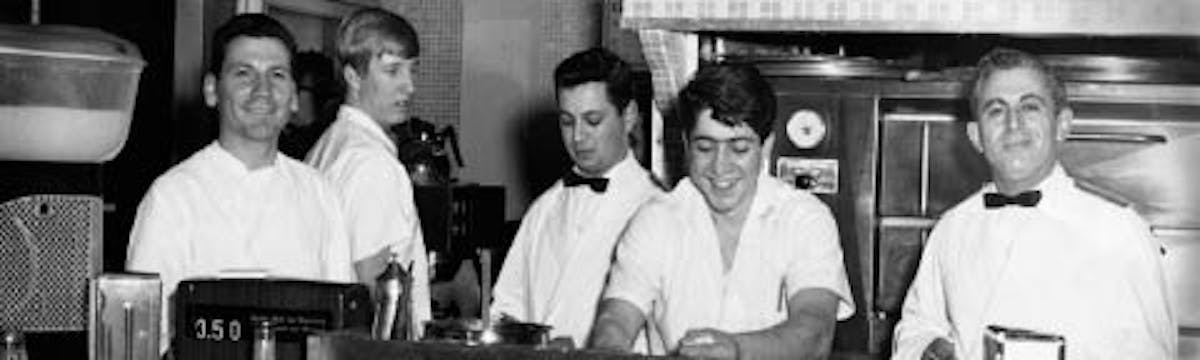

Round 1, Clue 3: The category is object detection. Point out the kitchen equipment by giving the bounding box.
[422,318,551,347]
[372,257,413,341]
[89,273,160,360]
[0,194,102,332]
[394,117,463,187]
[0,24,144,162]
[983,325,1066,360]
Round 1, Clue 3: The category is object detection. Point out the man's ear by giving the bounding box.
[203,73,218,108]
[966,121,984,154]
[342,65,361,102]
[622,101,639,135]
[1055,107,1074,142]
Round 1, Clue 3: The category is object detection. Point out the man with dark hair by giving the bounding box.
[306,7,431,337]
[589,64,854,359]
[892,48,1175,359]
[127,13,354,353]
[490,47,662,349]
[280,51,339,159]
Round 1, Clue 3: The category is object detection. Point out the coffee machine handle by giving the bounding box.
[442,126,465,167]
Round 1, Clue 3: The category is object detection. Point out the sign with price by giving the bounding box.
[172,279,372,360]
[181,305,333,359]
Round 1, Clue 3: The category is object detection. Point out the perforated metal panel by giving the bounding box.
[0,194,102,331]
[382,0,463,128]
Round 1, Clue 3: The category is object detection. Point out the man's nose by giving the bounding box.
[251,73,273,96]
[1003,109,1023,130]
[711,145,735,172]
[572,123,587,143]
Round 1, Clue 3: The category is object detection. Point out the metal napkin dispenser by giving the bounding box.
[89,273,160,360]
[983,325,1065,360]
[173,279,372,360]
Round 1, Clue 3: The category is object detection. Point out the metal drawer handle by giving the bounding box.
[881,113,957,123]
[1066,132,1167,144]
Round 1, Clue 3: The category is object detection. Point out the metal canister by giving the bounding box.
[1,330,27,360]
[372,256,413,341]
[251,321,276,360]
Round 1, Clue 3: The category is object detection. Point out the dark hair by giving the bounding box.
[336,7,419,77]
[296,51,340,100]
[208,13,298,76]
[553,47,634,113]
[970,47,1068,118]
[678,64,775,141]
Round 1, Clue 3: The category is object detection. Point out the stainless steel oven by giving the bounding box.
[761,71,1200,356]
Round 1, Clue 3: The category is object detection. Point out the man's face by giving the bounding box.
[205,36,298,144]
[348,51,415,127]
[969,67,1071,189]
[557,81,634,177]
[687,108,762,215]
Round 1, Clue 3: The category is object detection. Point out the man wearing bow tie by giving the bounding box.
[490,48,662,348]
[892,48,1176,360]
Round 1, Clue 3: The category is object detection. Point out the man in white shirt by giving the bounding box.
[891,48,1176,360]
[589,64,855,359]
[305,7,431,336]
[126,14,355,353]
[490,48,662,348]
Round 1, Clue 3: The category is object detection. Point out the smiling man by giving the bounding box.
[306,7,431,337]
[891,48,1175,360]
[126,14,354,354]
[588,64,854,359]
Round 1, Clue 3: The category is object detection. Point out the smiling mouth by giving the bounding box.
[710,178,739,190]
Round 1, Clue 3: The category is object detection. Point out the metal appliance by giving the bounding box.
[718,42,1200,356]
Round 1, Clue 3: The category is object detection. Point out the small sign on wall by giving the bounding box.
[776,157,838,194]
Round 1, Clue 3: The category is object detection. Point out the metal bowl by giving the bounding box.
[424,319,551,347]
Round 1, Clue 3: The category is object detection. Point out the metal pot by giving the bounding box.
[423,318,551,347]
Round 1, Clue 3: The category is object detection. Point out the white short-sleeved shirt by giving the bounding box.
[604,171,855,351]
[892,166,1176,360]
[126,141,355,352]
[491,153,661,347]
[306,105,432,333]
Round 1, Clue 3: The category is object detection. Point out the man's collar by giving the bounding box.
[211,140,278,174]
[339,105,398,155]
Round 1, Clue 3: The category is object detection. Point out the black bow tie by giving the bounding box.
[563,171,608,193]
[983,190,1042,209]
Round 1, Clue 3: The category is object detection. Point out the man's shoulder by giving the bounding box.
[523,182,566,216]
[147,148,217,193]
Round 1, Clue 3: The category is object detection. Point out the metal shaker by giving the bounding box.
[372,255,414,341]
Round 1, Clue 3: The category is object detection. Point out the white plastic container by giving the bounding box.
[0,24,145,162]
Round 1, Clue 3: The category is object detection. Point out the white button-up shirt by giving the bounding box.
[892,166,1176,360]
[604,171,855,352]
[491,152,661,347]
[306,105,432,333]
[127,142,355,352]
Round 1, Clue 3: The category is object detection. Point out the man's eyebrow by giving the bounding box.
[981,98,1008,109]
[1019,93,1049,104]
[690,135,756,143]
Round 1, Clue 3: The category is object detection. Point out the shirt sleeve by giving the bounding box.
[891,223,954,360]
[316,180,355,283]
[1112,211,1177,359]
[490,207,538,322]
[783,203,855,320]
[339,153,431,333]
[125,182,189,355]
[602,203,666,316]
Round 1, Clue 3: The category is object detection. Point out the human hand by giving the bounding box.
[921,337,956,360]
[677,328,739,360]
